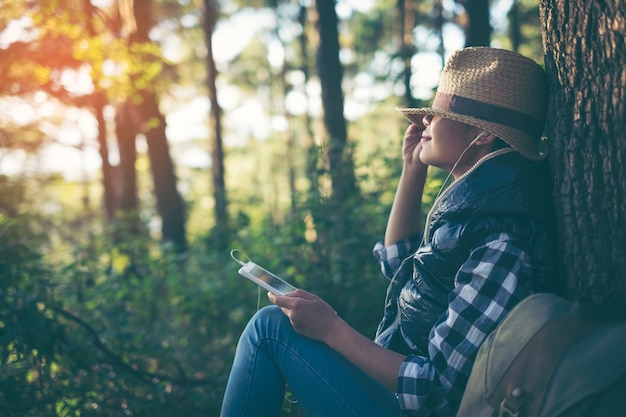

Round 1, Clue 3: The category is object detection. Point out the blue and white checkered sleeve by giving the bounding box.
[373,235,421,279]
[396,233,534,413]
[397,355,444,414]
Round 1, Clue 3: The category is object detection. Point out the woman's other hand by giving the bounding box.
[269,289,405,392]
[268,289,340,344]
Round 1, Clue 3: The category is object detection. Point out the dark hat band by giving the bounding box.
[433,92,544,137]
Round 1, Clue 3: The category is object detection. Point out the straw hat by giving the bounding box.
[397,47,548,160]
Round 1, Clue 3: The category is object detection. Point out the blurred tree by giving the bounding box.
[314,0,362,283]
[434,0,446,63]
[202,0,229,251]
[508,0,523,51]
[395,0,447,105]
[124,0,187,252]
[0,0,188,251]
[314,0,355,197]
[296,1,318,200]
[541,0,626,310]
[457,0,491,46]
[506,0,544,60]
[397,0,418,107]
[0,2,83,156]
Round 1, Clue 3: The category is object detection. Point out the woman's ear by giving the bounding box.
[474,130,497,145]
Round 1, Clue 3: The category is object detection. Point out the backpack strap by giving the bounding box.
[487,301,609,417]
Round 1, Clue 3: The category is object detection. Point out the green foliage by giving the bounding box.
[0,133,446,416]
[1,217,240,415]
[0,176,228,415]
[0,215,66,415]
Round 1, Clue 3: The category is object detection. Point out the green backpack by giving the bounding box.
[456,293,626,417]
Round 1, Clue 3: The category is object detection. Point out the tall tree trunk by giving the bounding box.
[314,0,357,200]
[435,0,445,64]
[139,97,187,252]
[284,86,297,216]
[297,1,327,272]
[111,101,144,254]
[314,0,360,285]
[273,5,297,216]
[508,0,522,51]
[132,0,187,252]
[459,0,491,46]
[298,3,318,202]
[93,93,116,221]
[397,0,418,107]
[114,100,138,214]
[203,0,229,251]
[82,0,115,221]
[540,0,626,310]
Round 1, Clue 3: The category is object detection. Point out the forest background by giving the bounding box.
[1,0,623,416]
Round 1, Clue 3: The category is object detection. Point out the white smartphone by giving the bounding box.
[238,262,297,296]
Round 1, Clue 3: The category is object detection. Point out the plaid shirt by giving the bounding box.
[373,232,534,416]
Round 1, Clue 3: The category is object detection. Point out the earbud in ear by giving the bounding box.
[470,130,492,146]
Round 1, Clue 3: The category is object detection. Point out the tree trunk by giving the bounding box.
[139,96,187,253]
[82,0,116,221]
[132,0,187,253]
[297,1,327,272]
[203,0,229,251]
[314,0,357,202]
[93,93,116,221]
[459,0,491,46]
[508,0,522,51]
[110,100,144,251]
[114,100,138,214]
[540,0,626,310]
[274,6,297,216]
[297,3,318,201]
[435,0,445,64]
[397,0,418,107]
[314,0,361,285]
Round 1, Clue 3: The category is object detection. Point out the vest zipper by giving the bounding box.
[421,148,515,246]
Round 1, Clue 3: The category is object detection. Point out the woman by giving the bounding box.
[220,47,559,417]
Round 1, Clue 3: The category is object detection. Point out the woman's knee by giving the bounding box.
[243,305,292,342]
[251,305,289,329]
[253,304,285,323]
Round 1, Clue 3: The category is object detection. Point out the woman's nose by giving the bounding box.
[422,114,432,126]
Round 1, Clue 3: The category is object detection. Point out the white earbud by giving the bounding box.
[470,131,487,146]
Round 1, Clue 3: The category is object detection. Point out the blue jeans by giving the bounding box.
[220,306,400,417]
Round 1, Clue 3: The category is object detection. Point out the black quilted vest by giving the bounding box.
[374,152,559,356]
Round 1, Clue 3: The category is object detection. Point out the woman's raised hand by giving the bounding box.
[402,123,428,170]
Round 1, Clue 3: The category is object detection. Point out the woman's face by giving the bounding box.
[419,114,489,177]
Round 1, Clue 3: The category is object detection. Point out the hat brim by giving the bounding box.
[396,107,547,161]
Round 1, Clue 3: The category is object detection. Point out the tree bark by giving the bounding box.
[540,0,626,309]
